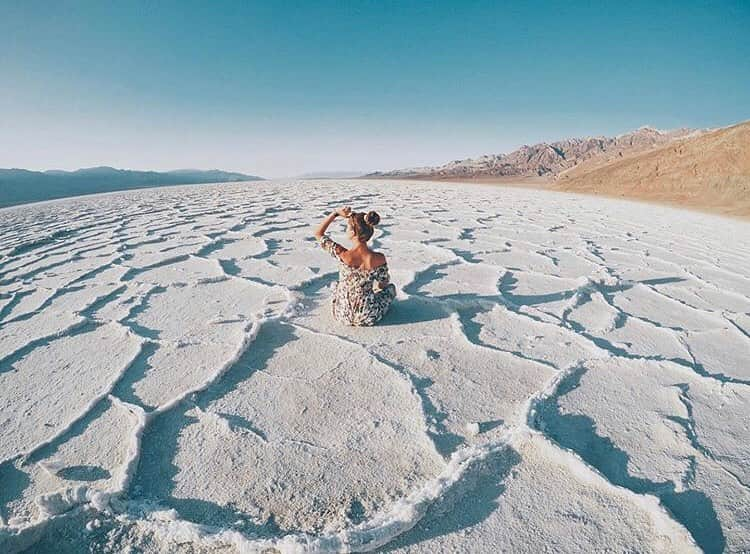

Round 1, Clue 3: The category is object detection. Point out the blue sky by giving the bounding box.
[1,1,748,177]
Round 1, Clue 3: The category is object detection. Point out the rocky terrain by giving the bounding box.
[367,121,750,218]
[556,121,750,218]
[366,127,695,180]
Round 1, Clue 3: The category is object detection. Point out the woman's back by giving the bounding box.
[339,246,386,272]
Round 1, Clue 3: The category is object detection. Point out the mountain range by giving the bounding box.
[365,127,698,180]
[366,121,750,217]
[0,167,263,208]
[3,122,748,216]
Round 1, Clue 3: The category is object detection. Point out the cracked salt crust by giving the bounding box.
[0,179,748,552]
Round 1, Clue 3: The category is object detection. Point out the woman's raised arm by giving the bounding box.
[314,206,351,240]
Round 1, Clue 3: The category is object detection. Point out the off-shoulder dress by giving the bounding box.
[318,235,396,326]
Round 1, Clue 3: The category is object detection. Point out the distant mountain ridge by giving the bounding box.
[366,127,697,180]
[0,166,263,208]
[295,170,366,179]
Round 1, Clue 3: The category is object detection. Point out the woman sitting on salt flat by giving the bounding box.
[314,206,396,326]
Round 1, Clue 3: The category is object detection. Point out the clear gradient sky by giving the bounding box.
[1,1,749,177]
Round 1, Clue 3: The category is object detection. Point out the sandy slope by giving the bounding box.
[0,180,749,553]
[556,121,750,218]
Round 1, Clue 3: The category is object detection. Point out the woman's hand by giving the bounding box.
[315,207,350,240]
[374,279,389,292]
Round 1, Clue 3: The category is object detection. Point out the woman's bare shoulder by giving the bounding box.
[370,251,387,267]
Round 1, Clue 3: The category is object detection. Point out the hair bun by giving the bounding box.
[364,211,380,227]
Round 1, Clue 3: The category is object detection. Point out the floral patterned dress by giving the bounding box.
[319,235,397,326]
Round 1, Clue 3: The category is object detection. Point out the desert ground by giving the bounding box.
[1,180,749,553]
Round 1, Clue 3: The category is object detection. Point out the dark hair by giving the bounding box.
[350,210,380,242]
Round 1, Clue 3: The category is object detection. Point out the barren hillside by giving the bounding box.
[555,121,750,217]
